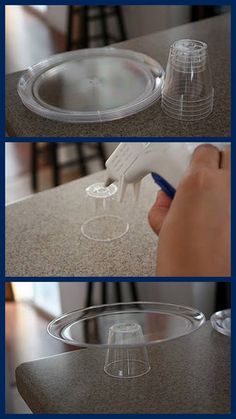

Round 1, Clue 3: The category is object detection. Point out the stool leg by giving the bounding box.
[66,6,73,50]
[86,282,93,307]
[102,282,107,304]
[80,6,89,48]
[115,6,126,41]
[51,143,59,187]
[129,282,139,301]
[76,143,88,176]
[115,282,122,302]
[97,142,106,168]
[99,6,109,45]
[31,143,38,192]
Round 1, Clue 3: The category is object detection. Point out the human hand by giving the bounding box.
[148,144,231,276]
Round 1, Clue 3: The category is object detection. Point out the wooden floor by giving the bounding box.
[6,301,75,413]
[5,6,65,74]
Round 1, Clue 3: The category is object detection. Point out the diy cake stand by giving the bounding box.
[48,302,205,379]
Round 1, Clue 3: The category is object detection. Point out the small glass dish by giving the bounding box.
[210,309,231,337]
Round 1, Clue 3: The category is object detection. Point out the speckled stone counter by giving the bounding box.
[6,170,158,277]
[15,322,230,414]
[6,14,230,137]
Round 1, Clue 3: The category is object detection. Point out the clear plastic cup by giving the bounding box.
[104,322,151,378]
[81,182,129,242]
[162,39,214,121]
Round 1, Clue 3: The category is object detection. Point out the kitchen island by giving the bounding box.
[6,170,158,277]
[15,321,231,413]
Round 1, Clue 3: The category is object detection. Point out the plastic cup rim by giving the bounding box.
[162,102,213,117]
[162,97,214,108]
[104,360,151,379]
[162,100,213,112]
[171,39,208,55]
[81,215,129,242]
[162,106,212,120]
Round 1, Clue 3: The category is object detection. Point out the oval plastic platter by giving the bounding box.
[18,48,164,123]
[47,301,205,348]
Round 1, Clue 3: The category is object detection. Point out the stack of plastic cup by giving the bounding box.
[162,39,214,121]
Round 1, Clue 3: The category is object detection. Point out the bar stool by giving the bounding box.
[85,282,139,307]
[66,6,126,50]
[31,142,106,192]
[191,6,220,21]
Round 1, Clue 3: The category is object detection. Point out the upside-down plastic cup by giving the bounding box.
[104,322,151,378]
[81,182,129,242]
[162,39,214,121]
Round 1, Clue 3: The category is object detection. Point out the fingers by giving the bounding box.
[220,144,231,170]
[188,144,220,174]
[148,190,172,235]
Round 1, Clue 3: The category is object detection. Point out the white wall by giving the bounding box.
[12,282,61,316]
[136,282,216,319]
[12,282,34,301]
[46,6,68,34]
[33,282,61,317]
[59,282,101,313]
[121,6,191,39]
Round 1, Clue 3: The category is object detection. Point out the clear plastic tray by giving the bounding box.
[47,301,205,348]
[18,48,164,123]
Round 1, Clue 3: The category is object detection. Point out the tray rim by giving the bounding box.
[47,301,206,348]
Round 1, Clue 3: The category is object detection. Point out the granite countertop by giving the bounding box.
[6,14,230,137]
[15,322,231,414]
[6,170,159,277]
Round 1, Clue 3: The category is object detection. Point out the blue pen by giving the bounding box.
[151,172,176,199]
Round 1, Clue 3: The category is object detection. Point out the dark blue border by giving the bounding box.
[2,2,234,418]
[4,137,230,142]
[3,1,233,5]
